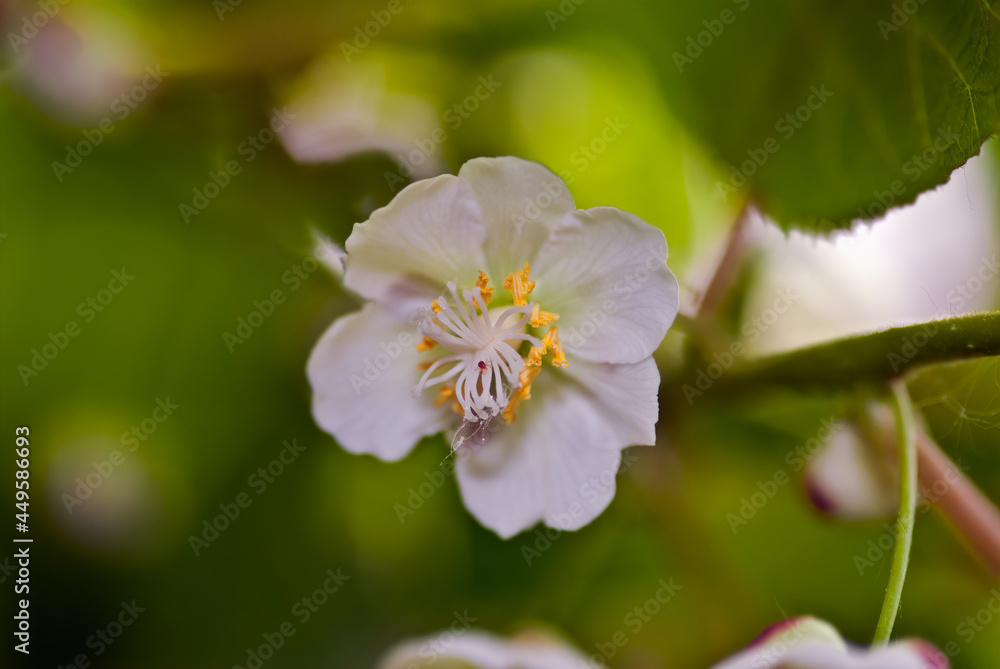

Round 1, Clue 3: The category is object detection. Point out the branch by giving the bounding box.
[705,311,1000,394]
[692,202,755,319]
[917,430,1000,576]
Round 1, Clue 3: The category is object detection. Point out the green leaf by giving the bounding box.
[638,0,1000,232]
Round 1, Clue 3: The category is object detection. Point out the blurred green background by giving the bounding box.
[1,1,998,668]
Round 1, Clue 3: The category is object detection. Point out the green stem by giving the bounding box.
[872,380,919,646]
[704,311,1000,395]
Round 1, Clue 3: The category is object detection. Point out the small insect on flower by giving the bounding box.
[307,156,680,538]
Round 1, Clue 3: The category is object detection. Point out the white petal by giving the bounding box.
[805,422,898,520]
[561,356,661,446]
[309,228,346,279]
[279,60,443,178]
[307,304,450,461]
[533,207,679,364]
[380,631,514,669]
[715,642,944,669]
[454,357,659,538]
[457,156,576,278]
[506,630,592,669]
[379,629,589,669]
[711,617,947,669]
[885,641,951,669]
[344,175,487,307]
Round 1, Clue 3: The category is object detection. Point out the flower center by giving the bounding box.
[412,262,565,425]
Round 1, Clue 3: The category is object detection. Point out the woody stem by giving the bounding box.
[694,201,754,320]
[916,430,1000,576]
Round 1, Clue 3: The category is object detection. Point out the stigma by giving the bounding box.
[412,279,540,423]
[411,263,568,426]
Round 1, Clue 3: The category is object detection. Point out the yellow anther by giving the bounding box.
[503,365,541,424]
[502,262,535,307]
[417,359,435,371]
[415,336,437,352]
[475,270,494,305]
[430,299,444,313]
[543,326,567,368]
[530,303,559,327]
[524,326,567,368]
[526,345,545,367]
[434,385,456,407]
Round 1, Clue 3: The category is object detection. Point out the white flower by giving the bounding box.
[279,58,443,178]
[711,617,948,669]
[13,8,150,125]
[307,156,679,538]
[379,628,587,669]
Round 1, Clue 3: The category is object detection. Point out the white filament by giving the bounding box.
[413,282,541,422]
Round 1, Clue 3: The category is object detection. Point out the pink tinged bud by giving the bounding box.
[804,421,898,521]
[714,617,951,669]
[748,617,810,648]
[901,639,951,669]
